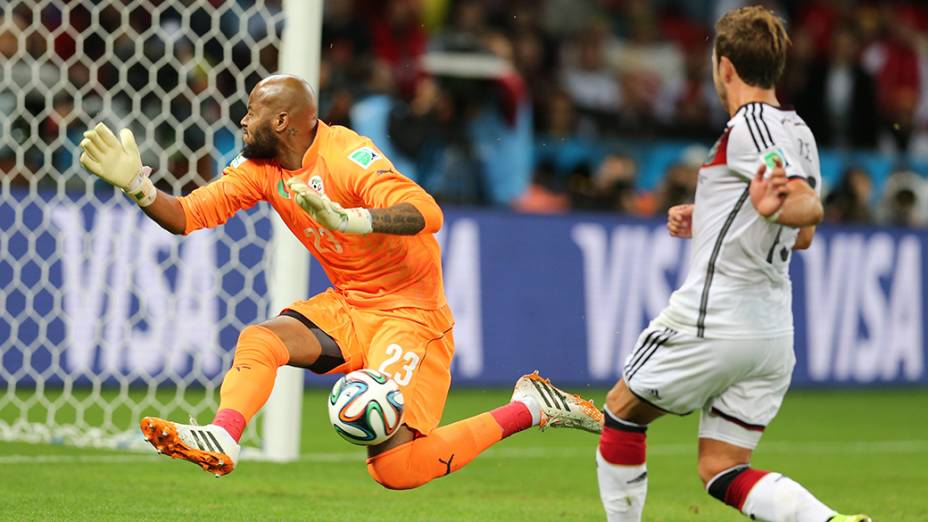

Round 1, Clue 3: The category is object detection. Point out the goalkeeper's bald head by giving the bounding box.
[240,74,319,166]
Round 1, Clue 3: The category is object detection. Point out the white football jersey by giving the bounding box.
[656,102,821,339]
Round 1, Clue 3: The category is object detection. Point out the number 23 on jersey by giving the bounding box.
[377,344,420,386]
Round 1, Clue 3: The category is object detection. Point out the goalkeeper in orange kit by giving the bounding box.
[78,74,602,488]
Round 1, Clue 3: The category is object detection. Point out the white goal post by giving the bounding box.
[0,0,320,460]
[262,0,323,462]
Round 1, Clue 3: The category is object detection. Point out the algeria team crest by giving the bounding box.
[309,175,325,195]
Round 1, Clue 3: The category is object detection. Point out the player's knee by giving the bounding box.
[366,449,423,490]
[231,324,290,367]
[605,380,640,418]
[698,455,741,486]
[604,382,625,414]
[237,324,263,343]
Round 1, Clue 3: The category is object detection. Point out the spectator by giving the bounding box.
[561,24,622,126]
[512,162,571,214]
[570,152,643,214]
[792,25,879,149]
[607,0,686,134]
[655,44,720,138]
[653,145,706,213]
[862,4,924,153]
[535,90,600,180]
[823,167,875,224]
[368,0,427,97]
[10,0,928,228]
[878,169,928,227]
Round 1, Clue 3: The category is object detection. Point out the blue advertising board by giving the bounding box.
[1,191,925,388]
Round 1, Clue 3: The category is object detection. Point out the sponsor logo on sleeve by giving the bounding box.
[347,146,381,168]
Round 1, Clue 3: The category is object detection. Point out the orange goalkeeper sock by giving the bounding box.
[211,324,290,442]
[366,402,533,490]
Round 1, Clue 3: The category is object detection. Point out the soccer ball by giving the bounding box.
[328,369,405,446]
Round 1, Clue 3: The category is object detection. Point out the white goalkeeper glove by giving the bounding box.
[79,122,156,207]
[287,179,372,234]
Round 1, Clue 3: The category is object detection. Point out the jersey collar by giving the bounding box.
[300,120,329,171]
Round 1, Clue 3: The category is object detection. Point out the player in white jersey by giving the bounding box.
[595,7,870,522]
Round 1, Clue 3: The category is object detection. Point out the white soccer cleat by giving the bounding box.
[512,371,604,433]
[140,416,240,477]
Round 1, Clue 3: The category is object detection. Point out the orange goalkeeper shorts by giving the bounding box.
[285,289,455,435]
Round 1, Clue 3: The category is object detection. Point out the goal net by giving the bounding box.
[0,1,287,450]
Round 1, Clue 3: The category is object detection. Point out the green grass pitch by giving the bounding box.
[1,387,927,521]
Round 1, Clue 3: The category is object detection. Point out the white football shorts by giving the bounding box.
[623,321,795,449]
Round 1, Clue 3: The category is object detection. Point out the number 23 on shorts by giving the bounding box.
[376,344,420,387]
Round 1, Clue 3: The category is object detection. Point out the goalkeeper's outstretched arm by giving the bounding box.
[79,123,186,234]
[138,192,186,235]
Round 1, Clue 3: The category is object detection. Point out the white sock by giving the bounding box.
[741,473,836,522]
[596,448,647,522]
[515,396,541,426]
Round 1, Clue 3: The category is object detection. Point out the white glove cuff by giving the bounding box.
[123,166,156,207]
[341,208,373,234]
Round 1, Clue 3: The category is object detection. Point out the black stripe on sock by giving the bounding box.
[206,432,225,454]
[707,465,750,503]
[603,410,647,433]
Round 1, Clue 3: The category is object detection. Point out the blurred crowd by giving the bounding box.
[3,0,928,226]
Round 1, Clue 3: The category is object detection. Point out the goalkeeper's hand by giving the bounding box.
[79,123,156,207]
[287,179,372,234]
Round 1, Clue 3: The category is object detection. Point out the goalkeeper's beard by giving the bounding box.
[241,122,280,160]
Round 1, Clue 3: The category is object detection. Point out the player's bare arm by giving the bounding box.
[775,178,824,228]
[667,204,694,238]
[793,226,815,250]
[369,203,426,235]
[140,192,186,235]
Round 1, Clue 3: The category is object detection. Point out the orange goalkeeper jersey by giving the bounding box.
[178,121,447,310]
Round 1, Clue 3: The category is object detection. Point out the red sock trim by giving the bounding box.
[489,402,533,438]
[725,468,769,510]
[212,408,246,442]
[599,425,646,465]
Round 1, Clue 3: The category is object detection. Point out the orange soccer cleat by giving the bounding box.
[511,371,604,433]
[140,416,240,477]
